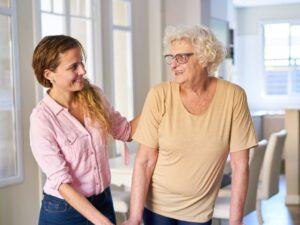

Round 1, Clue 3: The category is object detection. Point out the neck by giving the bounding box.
[48,88,75,109]
[181,76,212,96]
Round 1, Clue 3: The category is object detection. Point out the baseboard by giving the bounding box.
[285,195,300,205]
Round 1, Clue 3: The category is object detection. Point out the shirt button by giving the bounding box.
[91,152,94,155]
[94,167,97,170]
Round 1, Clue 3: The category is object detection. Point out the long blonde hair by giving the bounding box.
[32,35,112,133]
[75,79,112,132]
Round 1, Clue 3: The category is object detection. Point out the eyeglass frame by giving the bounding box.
[164,53,194,65]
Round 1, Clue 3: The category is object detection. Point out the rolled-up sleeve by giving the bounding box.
[30,111,73,190]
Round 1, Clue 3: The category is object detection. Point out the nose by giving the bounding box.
[170,59,179,69]
[78,62,86,75]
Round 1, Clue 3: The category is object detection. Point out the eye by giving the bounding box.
[175,54,185,62]
[71,64,78,70]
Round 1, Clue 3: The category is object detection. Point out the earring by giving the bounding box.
[51,79,55,84]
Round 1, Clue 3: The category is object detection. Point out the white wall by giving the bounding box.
[164,0,201,26]
[235,3,300,111]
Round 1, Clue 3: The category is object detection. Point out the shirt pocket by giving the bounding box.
[59,132,89,161]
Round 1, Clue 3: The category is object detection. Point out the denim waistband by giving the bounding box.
[43,187,110,202]
[87,187,110,201]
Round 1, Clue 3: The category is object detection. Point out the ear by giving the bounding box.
[198,60,208,69]
[43,69,53,81]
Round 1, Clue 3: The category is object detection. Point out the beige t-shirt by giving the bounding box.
[133,79,257,222]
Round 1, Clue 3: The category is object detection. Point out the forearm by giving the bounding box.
[59,183,112,225]
[229,150,249,225]
[127,146,158,224]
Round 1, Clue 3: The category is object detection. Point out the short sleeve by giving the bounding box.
[30,112,73,190]
[229,87,258,152]
[133,87,165,149]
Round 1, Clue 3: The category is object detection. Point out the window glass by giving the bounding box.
[53,0,64,14]
[41,13,65,36]
[113,30,133,118]
[264,23,289,60]
[0,15,17,178]
[113,0,131,27]
[291,25,300,60]
[70,0,91,17]
[41,0,51,12]
[71,18,93,80]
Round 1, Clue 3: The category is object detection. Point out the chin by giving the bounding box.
[173,76,185,85]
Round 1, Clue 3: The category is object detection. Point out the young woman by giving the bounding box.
[30,35,138,225]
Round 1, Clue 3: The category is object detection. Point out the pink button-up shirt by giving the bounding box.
[30,87,131,199]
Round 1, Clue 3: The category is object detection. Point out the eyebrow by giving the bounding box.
[65,59,83,69]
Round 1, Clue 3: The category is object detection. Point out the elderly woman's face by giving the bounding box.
[167,39,207,85]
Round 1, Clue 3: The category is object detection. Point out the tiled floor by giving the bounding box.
[116,176,300,225]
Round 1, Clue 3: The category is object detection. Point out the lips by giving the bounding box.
[74,77,83,82]
[174,70,184,76]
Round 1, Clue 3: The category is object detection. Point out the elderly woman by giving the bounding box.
[123,25,257,225]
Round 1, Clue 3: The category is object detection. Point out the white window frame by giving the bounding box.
[111,0,134,119]
[0,0,23,187]
[110,0,134,156]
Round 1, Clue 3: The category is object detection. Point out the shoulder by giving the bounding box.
[148,81,176,98]
[31,101,47,118]
[30,101,54,127]
[217,79,246,96]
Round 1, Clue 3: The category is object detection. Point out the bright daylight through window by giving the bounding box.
[264,22,300,95]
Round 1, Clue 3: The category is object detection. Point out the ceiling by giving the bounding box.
[233,0,300,7]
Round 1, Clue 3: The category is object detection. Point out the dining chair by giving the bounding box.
[212,140,268,224]
[256,129,287,225]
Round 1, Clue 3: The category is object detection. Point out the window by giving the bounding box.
[112,0,133,119]
[37,0,95,82]
[0,0,23,187]
[263,22,300,95]
[111,0,133,154]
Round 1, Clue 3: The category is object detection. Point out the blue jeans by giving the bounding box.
[143,208,212,225]
[38,187,116,225]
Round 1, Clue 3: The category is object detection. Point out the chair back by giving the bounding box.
[243,140,268,215]
[259,129,287,199]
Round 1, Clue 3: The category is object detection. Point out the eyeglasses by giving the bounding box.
[164,53,194,65]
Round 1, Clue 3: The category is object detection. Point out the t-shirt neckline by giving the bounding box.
[175,78,219,117]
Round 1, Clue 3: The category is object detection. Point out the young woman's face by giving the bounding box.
[46,47,86,94]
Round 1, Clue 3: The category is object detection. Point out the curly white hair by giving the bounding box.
[163,24,226,76]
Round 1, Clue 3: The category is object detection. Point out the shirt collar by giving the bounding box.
[43,91,67,115]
